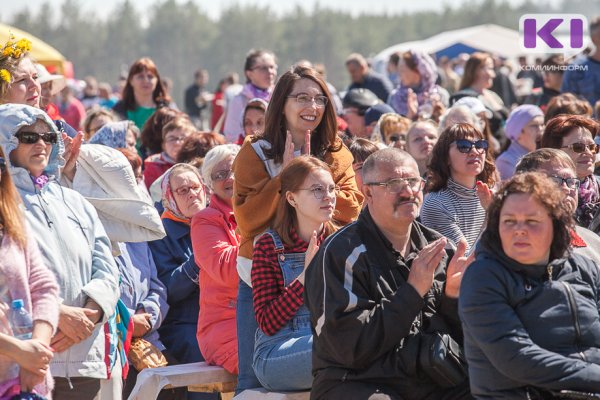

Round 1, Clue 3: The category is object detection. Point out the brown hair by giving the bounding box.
[140,107,183,155]
[243,49,276,82]
[116,148,142,181]
[0,146,26,248]
[121,57,171,112]
[83,108,118,141]
[271,155,336,245]
[544,93,593,123]
[481,172,573,260]
[541,114,599,149]
[348,138,379,164]
[259,65,342,163]
[401,51,419,72]
[177,131,226,163]
[515,148,576,175]
[427,123,497,192]
[161,116,196,139]
[379,113,411,143]
[459,52,492,90]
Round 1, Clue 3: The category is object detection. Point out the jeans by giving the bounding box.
[235,279,262,394]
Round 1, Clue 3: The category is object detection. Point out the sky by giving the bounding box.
[2,0,563,22]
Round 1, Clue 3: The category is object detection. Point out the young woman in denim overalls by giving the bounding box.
[251,156,337,391]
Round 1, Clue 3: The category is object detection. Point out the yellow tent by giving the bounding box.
[0,23,67,74]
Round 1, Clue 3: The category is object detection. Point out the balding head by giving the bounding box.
[362,147,418,183]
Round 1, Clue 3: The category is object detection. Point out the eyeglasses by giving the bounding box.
[298,185,339,200]
[173,184,203,196]
[165,136,186,144]
[561,142,599,154]
[365,177,425,193]
[453,139,488,154]
[388,134,406,143]
[287,93,328,108]
[251,64,278,73]
[211,169,233,182]
[0,157,5,172]
[15,131,58,145]
[549,175,580,189]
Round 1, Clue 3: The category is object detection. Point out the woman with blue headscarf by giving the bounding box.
[388,50,449,120]
[88,120,139,154]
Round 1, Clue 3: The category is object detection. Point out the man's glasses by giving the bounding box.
[549,175,580,190]
[561,142,599,154]
[453,139,488,154]
[365,177,425,193]
[173,184,203,196]
[15,131,58,145]
[298,185,339,200]
[211,169,233,182]
[251,64,278,73]
[287,93,328,108]
[0,157,5,172]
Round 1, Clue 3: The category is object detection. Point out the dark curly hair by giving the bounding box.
[426,123,496,192]
[481,172,573,261]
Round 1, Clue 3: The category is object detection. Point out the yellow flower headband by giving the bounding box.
[0,32,33,84]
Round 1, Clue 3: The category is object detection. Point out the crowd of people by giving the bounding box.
[0,16,599,400]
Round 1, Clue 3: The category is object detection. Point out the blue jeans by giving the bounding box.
[235,279,262,394]
[252,316,313,391]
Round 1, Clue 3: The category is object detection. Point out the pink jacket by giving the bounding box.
[0,231,59,397]
[191,194,240,374]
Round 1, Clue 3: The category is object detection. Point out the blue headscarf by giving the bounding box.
[89,121,130,149]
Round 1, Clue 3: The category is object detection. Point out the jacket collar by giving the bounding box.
[208,193,236,227]
[163,217,190,240]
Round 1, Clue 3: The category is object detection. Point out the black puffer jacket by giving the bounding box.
[459,240,600,399]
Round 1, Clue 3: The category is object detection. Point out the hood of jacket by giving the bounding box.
[71,144,166,243]
[0,103,65,188]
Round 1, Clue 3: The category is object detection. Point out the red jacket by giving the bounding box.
[191,194,240,374]
[143,152,174,190]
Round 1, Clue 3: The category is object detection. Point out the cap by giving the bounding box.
[342,88,379,114]
[11,299,24,309]
[504,105,544,142]
[454,97,493,119]
[364,103,395,126]
[35,63,66,96]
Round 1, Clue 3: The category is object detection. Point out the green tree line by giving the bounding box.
[3,0,596,107]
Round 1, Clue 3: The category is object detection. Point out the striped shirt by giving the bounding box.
[420,178,486,250]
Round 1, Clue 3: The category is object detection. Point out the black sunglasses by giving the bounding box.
[454,139,488,154]
[15,131,58,145]
[0,157,5,172]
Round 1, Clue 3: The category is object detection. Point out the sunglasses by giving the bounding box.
[454,139,488,153]
[0,157,5,172]
[15,131,58,145]
[561,142,599,154]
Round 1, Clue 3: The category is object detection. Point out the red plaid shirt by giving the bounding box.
[252,229,314,336]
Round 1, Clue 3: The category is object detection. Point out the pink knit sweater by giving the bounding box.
[0,230,59,398]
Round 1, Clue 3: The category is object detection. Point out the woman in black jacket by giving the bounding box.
[459,172,600,399]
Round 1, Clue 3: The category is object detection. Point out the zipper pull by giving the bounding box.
[547,265,553,282]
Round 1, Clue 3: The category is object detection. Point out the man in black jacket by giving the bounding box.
[304,148,473,400]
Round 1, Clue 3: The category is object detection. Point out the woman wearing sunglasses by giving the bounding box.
[0,103,119,400]
[541,114,600,231]
[421,123,497,251]
[251,156,336,391]
[0,145,59,399]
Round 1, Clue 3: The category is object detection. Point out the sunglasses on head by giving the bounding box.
[561,142,599,154]
[15,131,58,145]
[454,139,488,153]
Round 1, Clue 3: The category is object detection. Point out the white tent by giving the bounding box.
[372,24,522,73]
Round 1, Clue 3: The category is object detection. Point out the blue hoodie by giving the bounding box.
[0,104,119,380]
